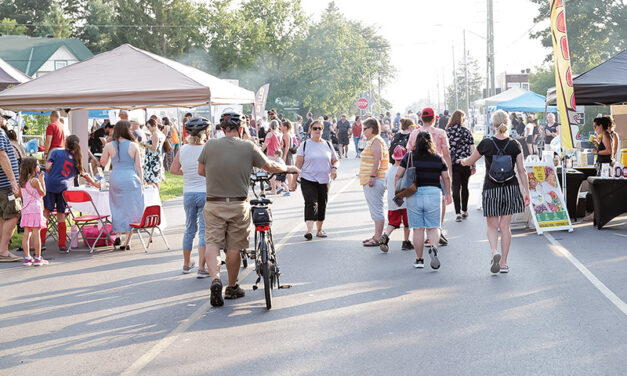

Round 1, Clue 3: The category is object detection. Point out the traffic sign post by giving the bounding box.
[357,98,369,110]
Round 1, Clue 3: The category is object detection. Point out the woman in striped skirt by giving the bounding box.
[460,110,530,274]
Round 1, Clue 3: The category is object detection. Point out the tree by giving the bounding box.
[528,65,555,98]
[78,0,116,53]
[529,0,626,73]
[36,2,73,38]
[0,18,28,35]
[0,0,54,35]
[446,54,483,114]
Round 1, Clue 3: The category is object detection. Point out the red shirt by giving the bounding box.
[46,122,65,150]
[352,122,362,137]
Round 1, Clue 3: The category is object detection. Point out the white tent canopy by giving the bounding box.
[0,57,30,90]
[0,44,254,111]
[473,87,528,108]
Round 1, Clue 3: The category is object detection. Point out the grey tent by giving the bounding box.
[547,49,627,106]
[0,57,30,91]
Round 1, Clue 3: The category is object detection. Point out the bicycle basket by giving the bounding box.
[252,206,272,226]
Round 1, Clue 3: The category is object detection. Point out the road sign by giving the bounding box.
[357,98,369,110]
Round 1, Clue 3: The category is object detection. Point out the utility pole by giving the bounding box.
[463,29,470,115]
[487,0,496,96]
[436,74,441,112]
[441,68,446,112]
[453,45,459,110]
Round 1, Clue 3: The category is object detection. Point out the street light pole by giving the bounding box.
[487,0,495,96]
[464,29,470,115]
[453,45,459,110]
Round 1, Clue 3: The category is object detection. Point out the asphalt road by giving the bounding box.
[1,157,626,376]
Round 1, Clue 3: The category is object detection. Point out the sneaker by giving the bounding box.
[182,260,196,274]
[23,257,34,266]
[210,278,224,307]
[401,240,413,251]
[439,232,448,246]
[500,266,510,273]
[491,253,502,274]
[429,247,440,270]
[413,258,425,268]
[33,257,49,266]
[197,269,211,279]
[455,214,462,222]
[277,187,284,194]
[58,246,68,254]
[224,284,246,300]
[379,234,389,253]
[461,211,468,219]
[283,192,290,197]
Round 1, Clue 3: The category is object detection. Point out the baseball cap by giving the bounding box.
[421,108,435,118]
[392,145,407,161]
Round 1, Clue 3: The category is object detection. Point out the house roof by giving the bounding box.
[0,56,30,90]
[0,36,93,76]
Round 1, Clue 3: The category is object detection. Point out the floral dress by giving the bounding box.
[144,133,165,183]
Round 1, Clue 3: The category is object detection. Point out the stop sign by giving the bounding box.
[357,98,369,110]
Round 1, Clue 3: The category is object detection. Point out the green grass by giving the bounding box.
[10,231,23,249]
[160,171,184,202]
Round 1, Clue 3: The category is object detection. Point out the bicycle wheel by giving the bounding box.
[259,232,272,310]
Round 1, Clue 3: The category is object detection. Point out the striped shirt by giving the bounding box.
[399,152,447,188]
[359,136,389,185]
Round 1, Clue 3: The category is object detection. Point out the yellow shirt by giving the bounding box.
[359,136,389,185]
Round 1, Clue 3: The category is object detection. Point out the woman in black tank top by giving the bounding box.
[592,117,614,166]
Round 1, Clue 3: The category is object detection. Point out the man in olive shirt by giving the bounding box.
[198,112,298,307]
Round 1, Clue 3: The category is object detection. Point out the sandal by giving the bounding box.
[316,231,328,238]
[363,238,380,247]
[304,233,313,241]
[363,237,375,244]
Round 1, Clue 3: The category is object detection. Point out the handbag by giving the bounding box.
[395,152,417,198]
[163,138,173,153]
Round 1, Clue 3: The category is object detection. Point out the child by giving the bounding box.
[379,145,412,253]
[271,149,290,196]
[41,135,101,253]
[19,158,47,266]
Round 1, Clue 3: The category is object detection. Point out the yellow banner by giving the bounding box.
[550,0,576,151]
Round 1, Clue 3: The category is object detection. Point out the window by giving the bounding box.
[54,60,68,70]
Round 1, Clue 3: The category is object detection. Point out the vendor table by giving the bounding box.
[556,168,587,221]
[66,185,167,229]
[574,166,598,178]
[586,177,627,229]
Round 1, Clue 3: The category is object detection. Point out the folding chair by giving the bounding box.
[62,190,113,253]
[46,209,72,243]
[129,205,170,253]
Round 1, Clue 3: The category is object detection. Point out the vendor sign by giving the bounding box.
[526,162,573,234]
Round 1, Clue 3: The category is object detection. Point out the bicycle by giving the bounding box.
[247,171,291,310]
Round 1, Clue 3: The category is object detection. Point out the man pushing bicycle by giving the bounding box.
[197,112,299,307]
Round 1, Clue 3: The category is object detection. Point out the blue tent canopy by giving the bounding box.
[489,91,557,113]
[20,109,110,118]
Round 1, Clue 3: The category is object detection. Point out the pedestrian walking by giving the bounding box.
[460,110,530,274]
[359,118,389,247]
[336,114,351,158]
[280,120,297,190]
[170,117,211,278]
[379,145,412,253]
[396,131,452,269]
[445,110,476,222]
[143,119,166,190]
[295,120,338,240]
[19,158,47,266]
[352,116,363,158]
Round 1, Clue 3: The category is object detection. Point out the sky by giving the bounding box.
[299,0,551,112]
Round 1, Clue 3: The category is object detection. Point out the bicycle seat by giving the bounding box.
[251,198,272,206]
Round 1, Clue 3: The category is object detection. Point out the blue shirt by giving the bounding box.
[46,149,80,193]
[0,128,19,190]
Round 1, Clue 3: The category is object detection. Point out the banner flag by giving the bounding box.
[253,84,270,120]
[550,0,576,151]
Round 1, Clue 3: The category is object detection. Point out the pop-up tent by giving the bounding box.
[546,49,627,106]
[490,91,557,113]
[0,44,254,111]
[0,57,30,91]
[473,87,528,108]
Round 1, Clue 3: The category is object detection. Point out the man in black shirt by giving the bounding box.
[438,110,450,129]
[322,115,332,141]
[302,112,313,139]
[336,114,351,158]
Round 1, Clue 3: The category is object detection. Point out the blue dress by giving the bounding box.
[109,139,144,233]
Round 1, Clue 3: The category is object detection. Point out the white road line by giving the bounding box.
[544,232,627,316]
[121,176,358,375]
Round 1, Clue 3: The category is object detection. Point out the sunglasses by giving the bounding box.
[311,127,322,131]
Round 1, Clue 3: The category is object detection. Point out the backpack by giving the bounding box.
[289,135,299,154]
[488,138,515,184]
[388,132,410,164]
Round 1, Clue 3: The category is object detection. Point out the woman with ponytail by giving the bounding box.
[460,110,530,274]
[41,135,101,253]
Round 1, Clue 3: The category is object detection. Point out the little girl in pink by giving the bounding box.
[19,158,47,266]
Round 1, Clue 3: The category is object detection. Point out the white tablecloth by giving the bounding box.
[66,185,167,229]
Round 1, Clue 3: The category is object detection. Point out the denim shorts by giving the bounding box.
[406,186,442,229]
[183,192,206,250]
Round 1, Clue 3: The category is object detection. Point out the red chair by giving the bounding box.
[129,205,170,253]
[62,190,113,253]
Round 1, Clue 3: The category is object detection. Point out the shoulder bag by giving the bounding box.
[395,152,417,197]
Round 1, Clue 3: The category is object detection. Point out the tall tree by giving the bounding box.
[0,0,54,35]
[529,0,626,73]
[78,0,116,53]
[0,18,28,35]
[446,54,483,114]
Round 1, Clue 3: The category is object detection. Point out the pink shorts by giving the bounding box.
[20,213,47,229]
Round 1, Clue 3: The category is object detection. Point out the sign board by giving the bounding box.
[357,98,369,110]
[573,111,585,125]
[525,161,573,234]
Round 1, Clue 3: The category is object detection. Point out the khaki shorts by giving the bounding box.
[0,189,21,220]
[203,201,251,250]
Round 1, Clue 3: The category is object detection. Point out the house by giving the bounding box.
[497,71,530,91]
[0,35,93,78]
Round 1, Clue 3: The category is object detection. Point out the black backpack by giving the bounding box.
[488,138,515,184]
[388,132,410,164]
